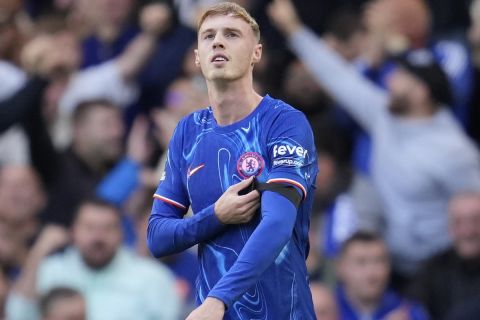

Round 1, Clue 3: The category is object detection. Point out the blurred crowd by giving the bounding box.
[0,0,480,319]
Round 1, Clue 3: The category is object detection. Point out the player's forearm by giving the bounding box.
[288,26,389,131]
[147,203,225,257]
[207,191,296,308]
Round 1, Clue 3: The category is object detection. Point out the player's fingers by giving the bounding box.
[230,176,254,191]
[243,203,260,221]
[242,200,260,215]
[239,189,260,203]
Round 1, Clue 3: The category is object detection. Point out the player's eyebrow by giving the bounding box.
[224,27,243,35]
[200,27,243,36]
[200,28,215,36]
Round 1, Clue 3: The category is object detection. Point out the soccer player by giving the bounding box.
[147,2,318,319]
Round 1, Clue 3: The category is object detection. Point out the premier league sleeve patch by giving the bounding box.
[237,152,265,178]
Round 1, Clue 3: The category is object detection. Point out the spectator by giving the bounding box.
[0,0,29,65]
[78,0,196,112]
[0,31,76,166]
[0,268,8,319]
[38,100,125,226]
[335,232,429,320]
[6,197,181,320]
[0,165,46,242]
[468,0,480,146]
[39,287,85,320]
[281,60,327,117]
[409,192,480,319]
[79,0,142,68]
[268,0,480,277]
[361,0,473,122]
[0,165,46,280]
[323,7,365,63]
[58,2,173,115]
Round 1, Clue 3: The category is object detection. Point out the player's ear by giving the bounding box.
[251,43,262,65]
[194,49,200,67]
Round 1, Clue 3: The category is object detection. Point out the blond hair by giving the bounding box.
[197,2,260,41]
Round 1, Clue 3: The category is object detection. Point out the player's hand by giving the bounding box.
[140,2,172,37]
[186,297,225,320]
[267,0,302,37]
[214,176,260,224]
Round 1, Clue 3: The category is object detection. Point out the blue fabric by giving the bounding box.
[96,157,141,206]
[95,157,142,247]
[336,285,430,320]
[148,95,318,319]
[323,202,338,258]
[207,191,297,307]
[81,25,139,69]
[148,203,224,257]
[120,214,136,247]
[432,39,474,127]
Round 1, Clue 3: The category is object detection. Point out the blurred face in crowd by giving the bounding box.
[282,60,326,112]
[0,166,45,241]
[332,32,365,62]
[337,239,390,304]
[43,293,86,320]
[0,269,9,317]
[195,12,262,83]
[0,0,23,61]
[324,25,365,63]
[53,31,82,75]
[74,103,124,165]
[449,193,480,259]
[0,221,25,268]
[364,0,430,49]
[310,283,338,320]
[72,203,122,269]
[96,0,134,26]
[387,68,430,116]
[469,0,480,66]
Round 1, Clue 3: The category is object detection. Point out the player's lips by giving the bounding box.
[211,53,229,63]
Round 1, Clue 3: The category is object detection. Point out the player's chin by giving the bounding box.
[205,69,241,81]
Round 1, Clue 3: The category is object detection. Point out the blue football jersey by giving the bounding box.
[153,95,318,319]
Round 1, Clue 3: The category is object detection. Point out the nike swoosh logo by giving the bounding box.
[187,164,205,177]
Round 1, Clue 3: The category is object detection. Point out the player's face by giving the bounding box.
[338,241,390,303]
[195,15,262,82]
[449,196,480,259]
[72,204,122,269]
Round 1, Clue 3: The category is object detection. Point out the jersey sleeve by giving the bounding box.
[265,108,318,199]
[153,120,190,211]
[148,117,225,258]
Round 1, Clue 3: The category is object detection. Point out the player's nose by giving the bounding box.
[212,34,225,49]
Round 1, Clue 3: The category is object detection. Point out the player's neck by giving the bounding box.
[207,78,263,126]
